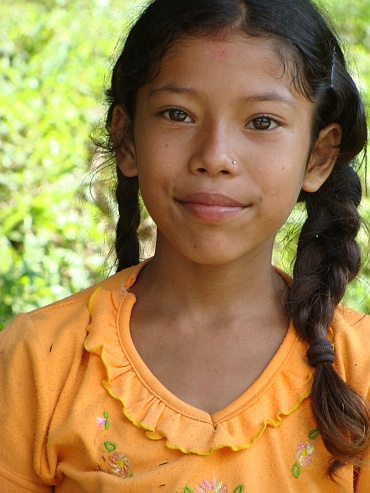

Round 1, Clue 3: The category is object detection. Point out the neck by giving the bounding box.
[131,240,287,323]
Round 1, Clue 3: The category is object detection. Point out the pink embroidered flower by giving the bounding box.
[94,410,109,444]
[296,441,315,467]
[196,479,227,493]
[96,417,107,429]
[109,452,132,478]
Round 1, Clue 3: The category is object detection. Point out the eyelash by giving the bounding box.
[160,108,281,131]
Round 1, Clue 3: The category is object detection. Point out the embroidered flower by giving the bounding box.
[109,452,132,478]
[94,410,109,443]
[184,483,243,493]
[96,417,107,429]
[296,441,315,467]
[196,479,227,493]
[291,429,321,479]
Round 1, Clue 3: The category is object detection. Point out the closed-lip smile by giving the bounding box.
[177,192,248,221]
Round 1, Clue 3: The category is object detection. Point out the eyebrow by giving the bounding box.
[147,84,198,98]
[241,92,297,109]
[148,84,297,108]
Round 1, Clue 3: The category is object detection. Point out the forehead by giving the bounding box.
[142,33,305,103]
[166,33,284,70]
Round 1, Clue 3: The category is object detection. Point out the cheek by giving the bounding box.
[256,163,307,221]
[258,161,306,193]
[135,127,176,167]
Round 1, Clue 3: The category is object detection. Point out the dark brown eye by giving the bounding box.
[246,116,279,130]
[252,117,273,130]
[167,109,190,122]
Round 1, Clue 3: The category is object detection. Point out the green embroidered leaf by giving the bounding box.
[291,462,301,479]
[233,486,244,493]
[308,429,320,441]
[104,441,116,452]
[103,410,110,429]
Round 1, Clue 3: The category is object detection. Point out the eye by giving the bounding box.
[246,116,280,131]
[162,108,193,123]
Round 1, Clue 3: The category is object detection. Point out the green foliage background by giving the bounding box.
[1,0,370,329]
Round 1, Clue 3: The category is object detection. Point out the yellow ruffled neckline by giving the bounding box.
[84,263,313,455]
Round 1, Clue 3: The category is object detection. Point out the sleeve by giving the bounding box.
[356,468,370,492]
[354,403,370,492]
[0,314,54,492]
[354,410,370,492]
[353,349,370,492]
[333,308,370,492]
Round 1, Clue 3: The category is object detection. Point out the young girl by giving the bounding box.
[1,0,369,491]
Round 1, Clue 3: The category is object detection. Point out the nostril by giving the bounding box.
[221,170,229,174]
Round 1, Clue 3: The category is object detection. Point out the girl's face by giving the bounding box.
[116,34,338,266]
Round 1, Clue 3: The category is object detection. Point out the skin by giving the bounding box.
[112,34,342,415]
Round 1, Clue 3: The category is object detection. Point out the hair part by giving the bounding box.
[92,0,369,478]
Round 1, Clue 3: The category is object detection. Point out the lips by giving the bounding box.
[177,192,247,221]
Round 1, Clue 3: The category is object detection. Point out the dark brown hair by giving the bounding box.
[94,0,369,479]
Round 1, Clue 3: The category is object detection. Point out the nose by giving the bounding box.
[188,121,239,176]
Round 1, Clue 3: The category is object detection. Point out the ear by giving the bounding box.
[111,104,138,177]
[302,123,342,193]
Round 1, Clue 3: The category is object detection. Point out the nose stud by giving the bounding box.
[232,160,237,165]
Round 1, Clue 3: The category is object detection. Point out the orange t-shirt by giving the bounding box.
[1,261,370,492]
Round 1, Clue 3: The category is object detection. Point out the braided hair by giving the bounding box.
[95,0,369,477]
[288,46,368,475]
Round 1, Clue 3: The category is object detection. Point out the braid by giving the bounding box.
[287,164,370,477]
[115,167,141,272]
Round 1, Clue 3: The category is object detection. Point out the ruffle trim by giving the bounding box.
[84,280,313,455]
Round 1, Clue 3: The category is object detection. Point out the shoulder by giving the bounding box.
[0,262,145,432]
[332,304,370,350]
[28,266,139,320]
[331,305,370,395]
[0,263,142,357]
